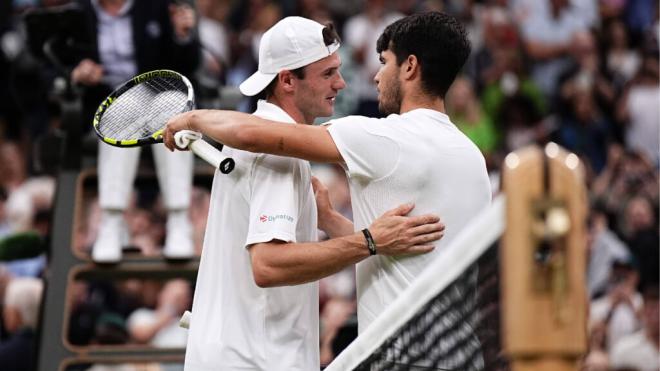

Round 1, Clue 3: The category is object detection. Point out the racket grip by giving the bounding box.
[174,130,236,174]
[188,139,221,168]
[188,139,236,174]
[179,310,192,329]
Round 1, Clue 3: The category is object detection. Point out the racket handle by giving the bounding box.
[188,139,220,168]
[179,310,192,329]
[175,130,237,174]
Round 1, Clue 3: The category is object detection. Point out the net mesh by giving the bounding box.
[98,77,189,140]
[340,242,509,371]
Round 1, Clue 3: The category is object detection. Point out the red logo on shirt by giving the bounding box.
[259,214,294,223]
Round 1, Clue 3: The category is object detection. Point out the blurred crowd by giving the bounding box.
[0,0,658,370]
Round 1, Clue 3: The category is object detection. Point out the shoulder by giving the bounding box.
[328,115,392,131]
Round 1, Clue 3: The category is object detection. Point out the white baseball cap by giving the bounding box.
[239,16,341,97]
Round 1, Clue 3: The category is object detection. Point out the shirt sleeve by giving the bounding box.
[326,115,400,181]
[245,154,302,248]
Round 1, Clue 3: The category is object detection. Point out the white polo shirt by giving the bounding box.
[327,109,491,333]
[184,101,319,371]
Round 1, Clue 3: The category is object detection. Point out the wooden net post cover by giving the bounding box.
[501,143,588,370]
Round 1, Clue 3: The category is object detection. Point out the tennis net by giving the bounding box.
[325,196,509,371]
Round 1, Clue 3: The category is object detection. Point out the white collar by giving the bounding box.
[254,100,297,124]
[404,108,451,123]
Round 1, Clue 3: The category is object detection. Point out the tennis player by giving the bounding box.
[180,17,444,371]
[165,11,491,335]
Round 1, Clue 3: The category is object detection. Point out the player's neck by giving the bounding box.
[399,94,445,115]
[266,96,309,124]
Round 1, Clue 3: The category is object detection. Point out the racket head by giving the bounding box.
[93,69,194,147]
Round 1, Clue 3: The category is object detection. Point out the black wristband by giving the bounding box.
[361,228,377,255]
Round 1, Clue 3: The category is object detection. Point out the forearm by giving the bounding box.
[184,110,341,162]
[185,109,253,147]
[251,204,444,287]
[251,233,369,287]
[187,110,292,154]
[319,210,355,239]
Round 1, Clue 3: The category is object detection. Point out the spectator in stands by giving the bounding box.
[554,86,611,174]
[586,203,631,299]
[557,30,617,129]
[470,7,547,156]
[495,92,548,153]
[4,177,54,234]
[70,0,201,263]
[591,146,658,229]
[91,312,130,345]
[0,142,27,194]
[124,203,165,258]
[583,318,611,371]
[225,0,282,112]
[295,0,332,23]
[195,0,231,107]
[603,19,641,90]
[127,279,191,348]
[621,0,657,46]
[343,0,402,116]
[515,0,591,103]
[616,48,660,165]
[446,76,499,159]
[67,280,143,346]
[1,175,53,278]
[590,256,643,354]
[88,312,160,371]
[619,195,659,292]
[467,4,520,94]
[0,277,43,371]
[609,283,659,371]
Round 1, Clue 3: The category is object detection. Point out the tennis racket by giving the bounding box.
[93,69,236,174]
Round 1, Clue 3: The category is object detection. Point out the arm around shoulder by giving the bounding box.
[168,110,344,163]
[220,112,343,163]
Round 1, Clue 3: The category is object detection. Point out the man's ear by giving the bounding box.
[402,54,419,81]
[279,70,296,93]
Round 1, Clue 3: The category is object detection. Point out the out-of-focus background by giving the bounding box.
[0,0,657,370]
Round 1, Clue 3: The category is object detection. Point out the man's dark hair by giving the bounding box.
[376,12,471,99]
[260,22,341,99]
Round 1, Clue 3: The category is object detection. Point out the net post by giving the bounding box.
[501,143,588,371]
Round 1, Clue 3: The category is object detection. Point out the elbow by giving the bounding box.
[251,259,279,288]
[252,270,274,288]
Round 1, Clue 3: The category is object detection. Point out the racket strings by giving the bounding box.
[98,77,189,140]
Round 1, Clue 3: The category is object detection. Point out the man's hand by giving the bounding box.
[312,176,336,232]
[71,59,104,86]
[163,111,196,151]
[312,176,355,238]
[368,204,444,256]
